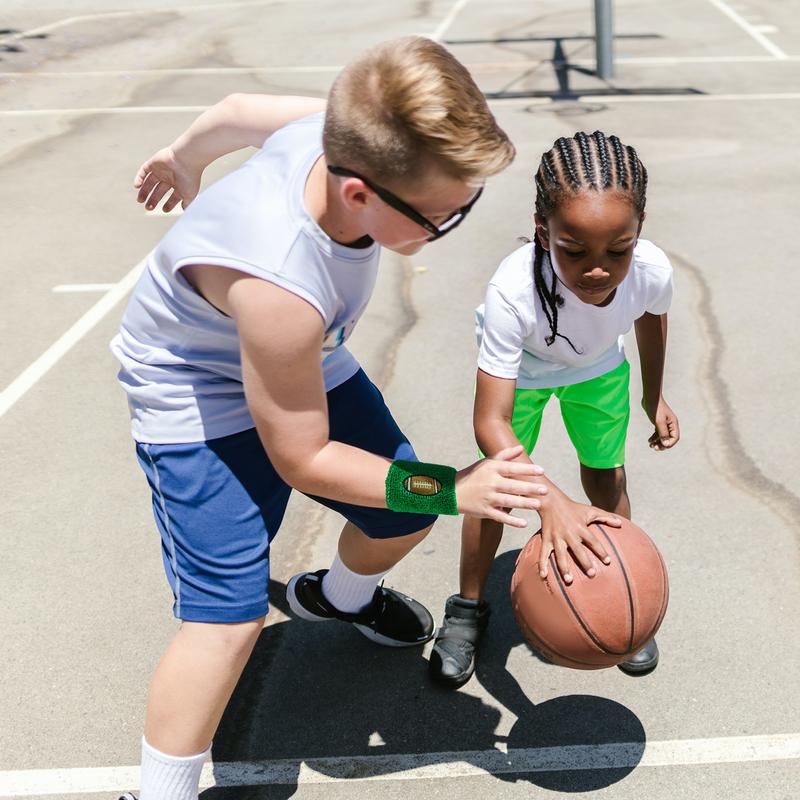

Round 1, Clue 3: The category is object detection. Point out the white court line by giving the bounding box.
[52,284,116,293]
[490,91,800,106]
[1,54,799,79]
[4,92,800,120]
[0,106,207,118]
[0,1,301,43]
[1,733,798,796]
[0,262,144,420]
[706,0,788,59]
[430,0,470,42]
[0,65,342,78]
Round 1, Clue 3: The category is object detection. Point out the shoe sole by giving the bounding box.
[617,656,659,676]
[353,622,434,648]
[286,573,331,622]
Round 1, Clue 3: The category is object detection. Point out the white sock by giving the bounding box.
[139,736,210,800]
[321,552,388,613]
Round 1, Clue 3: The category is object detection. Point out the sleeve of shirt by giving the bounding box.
[646,264,674,316]
[476,282,526,379]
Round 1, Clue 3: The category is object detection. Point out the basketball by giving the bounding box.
[510,519,669,670]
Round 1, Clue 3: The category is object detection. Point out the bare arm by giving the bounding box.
[634,311,680,450]
[134,93,327,212]
[181,266,551,523]
[474,368,616,581]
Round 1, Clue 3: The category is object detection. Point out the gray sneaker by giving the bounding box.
[429,594,491,688]
[618,638,659,675]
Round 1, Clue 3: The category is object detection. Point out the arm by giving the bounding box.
[634,311,680,450]
[181,265,550,524]
[474,368,616,583]
[134,93,327,212]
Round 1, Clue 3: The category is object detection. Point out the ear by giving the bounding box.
[636,211,646,239]
[339,178,372,212]
[533,213,550,250]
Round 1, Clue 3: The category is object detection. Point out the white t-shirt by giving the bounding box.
[110,113,380,444]
[476,239,673,389]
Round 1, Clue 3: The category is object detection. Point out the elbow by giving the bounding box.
[267,445,322,494]
[221,92,247,114]
[270,454,308,491]
[474,417,511,457]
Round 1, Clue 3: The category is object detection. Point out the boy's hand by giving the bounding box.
[456,445,548,528]
[134,146,202,213]
[538,490,619,584]
[644,396,680,451]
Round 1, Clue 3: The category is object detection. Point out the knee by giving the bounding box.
[181,617,265,658]
[582,466,627,501]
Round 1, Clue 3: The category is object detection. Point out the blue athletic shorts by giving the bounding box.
[135,369,436,624]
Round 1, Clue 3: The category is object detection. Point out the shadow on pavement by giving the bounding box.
[203,550,644,798]
[445,33,700,102]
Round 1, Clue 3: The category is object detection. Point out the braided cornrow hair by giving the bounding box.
[532,130,648,352]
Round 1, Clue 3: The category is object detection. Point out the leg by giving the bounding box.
[459,514,504,601]
[337,518,431,574]
[287,515,437,646]
[430,386,550,687]
[557,363,658,674]
[144,618,265,755]
[288,369,438,645]
[580,464,631,519]
[429,515,500,687]
[132,430,292,800]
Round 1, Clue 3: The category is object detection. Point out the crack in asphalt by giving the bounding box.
[670,250,800,528]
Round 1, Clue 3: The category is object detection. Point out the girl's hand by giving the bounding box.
[645,397,680,451]
[456,445,548,528]
[134,146,203,213]
[538,492,619,584]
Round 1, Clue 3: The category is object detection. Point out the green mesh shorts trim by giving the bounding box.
[509,360,630,469]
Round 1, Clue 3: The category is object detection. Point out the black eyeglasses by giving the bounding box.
[327,165,483,241]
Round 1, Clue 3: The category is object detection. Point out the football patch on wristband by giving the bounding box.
[403,475,442,496]
[386,460,458,516]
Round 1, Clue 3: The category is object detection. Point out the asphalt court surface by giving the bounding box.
[1,1,799,798]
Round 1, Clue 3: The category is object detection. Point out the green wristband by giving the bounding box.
[385,460,458,516]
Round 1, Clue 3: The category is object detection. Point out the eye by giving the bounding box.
[564,250,586,259]
[607,250,628,258]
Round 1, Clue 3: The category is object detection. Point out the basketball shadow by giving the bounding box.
[474,548,646,792]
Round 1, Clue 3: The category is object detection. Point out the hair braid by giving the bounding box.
[592,130,611,188]
[542,150,559,185]
[575,131,595,186]
[608,134,628,189]
[556,137,581,188]
[627,145,641,190]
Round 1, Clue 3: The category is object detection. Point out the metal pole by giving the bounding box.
[594,0,614,79]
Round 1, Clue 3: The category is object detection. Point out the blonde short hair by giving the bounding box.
[323,36,515,186]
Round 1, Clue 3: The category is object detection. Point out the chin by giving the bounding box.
[574,286,616,305]
[388,240,428,256]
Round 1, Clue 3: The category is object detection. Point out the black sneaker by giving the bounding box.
[286,569,434,647]
[117,794,137,800]
[618,638,659,675]
[429,594,490,688]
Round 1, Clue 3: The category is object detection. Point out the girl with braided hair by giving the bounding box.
[430,131,679,687]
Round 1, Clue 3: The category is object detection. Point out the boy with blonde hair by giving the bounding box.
[113,37,586,800]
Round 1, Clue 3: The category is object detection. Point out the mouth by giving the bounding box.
[577,284,611,295]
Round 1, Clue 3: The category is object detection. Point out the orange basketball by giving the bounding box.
[510,519,669,669]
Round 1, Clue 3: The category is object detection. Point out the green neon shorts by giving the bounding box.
[510,360,630,470]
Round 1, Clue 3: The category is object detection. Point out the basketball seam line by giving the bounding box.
[549,551,630,657]
[595,524,636,653]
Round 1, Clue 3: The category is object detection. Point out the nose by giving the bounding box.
[585,264,610,278]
